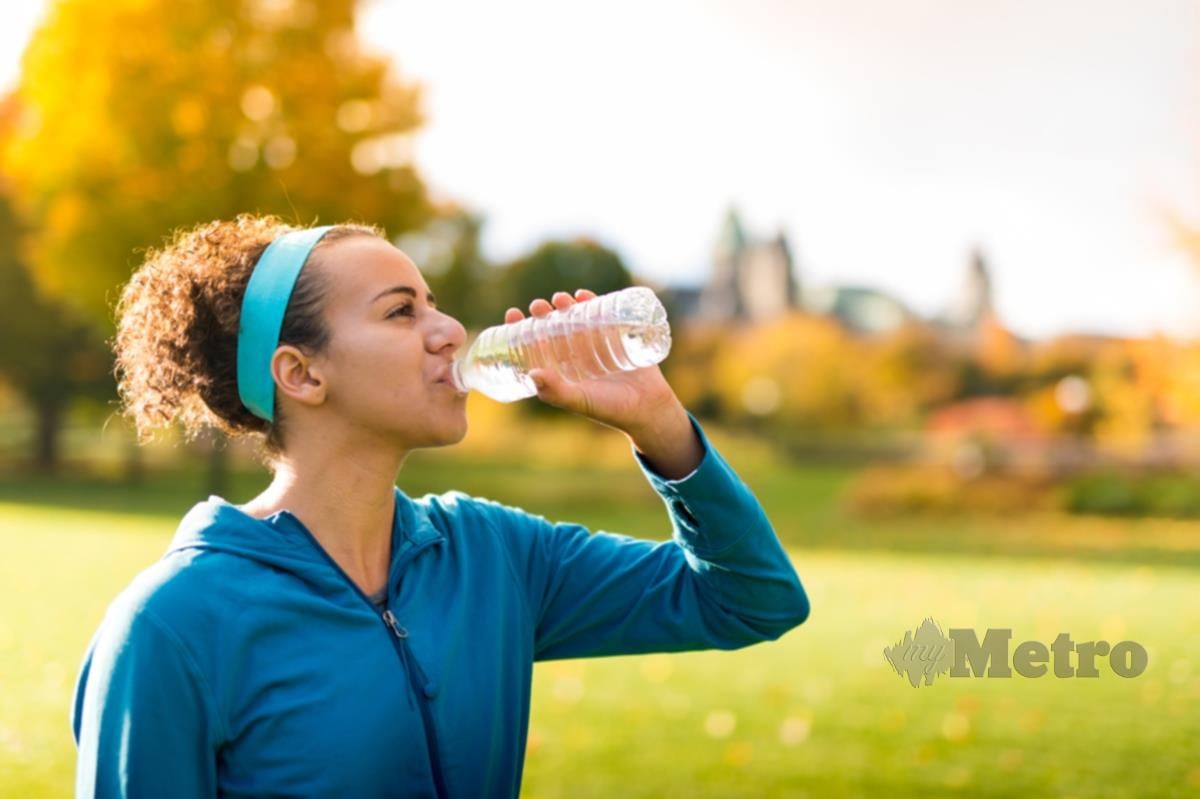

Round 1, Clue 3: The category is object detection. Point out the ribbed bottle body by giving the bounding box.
[450,286,671,402]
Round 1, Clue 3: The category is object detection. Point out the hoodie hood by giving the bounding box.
[164,486,445,600]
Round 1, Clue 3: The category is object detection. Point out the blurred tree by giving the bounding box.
[660,321,726,421]
[2,0,433,485]
[6,0,432,324]
[859,322,960,427]
[1161,339,1200,429]
[710,313,863,434]
[396,203,499,331]
[496,238,634,315]
[1089,340,1159,452]
[976,313,1025,380]
[0,170,114,472]
[1028,335,1096,382]
[490,238,634,420]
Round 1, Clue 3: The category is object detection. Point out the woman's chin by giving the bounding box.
[436,413,469,445]
[448,422,469,445]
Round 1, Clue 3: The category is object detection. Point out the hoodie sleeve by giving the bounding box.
[485,411,810,661]
[72,601,222,798]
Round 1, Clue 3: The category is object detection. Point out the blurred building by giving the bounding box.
[695,208,801,323]
[661,206,1011,344]
[805,284,916,336]
[931,247,1007,349]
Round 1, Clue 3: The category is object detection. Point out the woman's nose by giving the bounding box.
[429,311,467,354]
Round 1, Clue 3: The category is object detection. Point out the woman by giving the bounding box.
[72,214,811,798]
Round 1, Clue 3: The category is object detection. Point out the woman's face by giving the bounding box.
[308,235,469,449]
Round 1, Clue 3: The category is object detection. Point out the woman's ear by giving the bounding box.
[271,345,327,410]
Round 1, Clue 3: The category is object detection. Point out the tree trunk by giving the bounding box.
[123,433,145,484]
[205,428,230,498]
[33,396,63,474]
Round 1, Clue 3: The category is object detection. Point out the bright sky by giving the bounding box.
[4,0,1200,339]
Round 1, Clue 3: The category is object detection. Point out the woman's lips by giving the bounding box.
[434,377,468,397]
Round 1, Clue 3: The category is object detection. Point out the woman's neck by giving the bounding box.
[241,437,408,596]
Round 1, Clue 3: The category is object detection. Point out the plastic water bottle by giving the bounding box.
[449,286,672,402]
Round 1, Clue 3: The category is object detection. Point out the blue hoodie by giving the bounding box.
[71,412,810,798]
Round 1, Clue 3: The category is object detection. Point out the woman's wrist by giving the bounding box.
[626,402,704,481]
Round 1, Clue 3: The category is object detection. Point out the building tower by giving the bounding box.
[699,207,800,324]
[699,206,748,321]
[945,247,995,331]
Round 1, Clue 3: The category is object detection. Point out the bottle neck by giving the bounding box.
[449,359,469,393]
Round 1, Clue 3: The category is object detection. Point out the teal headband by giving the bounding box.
[237,225,333,422]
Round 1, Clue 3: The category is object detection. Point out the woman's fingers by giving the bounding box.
[528,298,555,316]
[507,289,595,324]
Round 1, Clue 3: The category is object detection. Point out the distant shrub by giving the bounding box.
[849,465,1200,520]
[1064,471,1200,519]
[1063,473,1144,516]
[1143,475,1200,517]
[843,465,1055,517]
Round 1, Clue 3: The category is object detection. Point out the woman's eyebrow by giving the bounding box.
[370,286,437,306]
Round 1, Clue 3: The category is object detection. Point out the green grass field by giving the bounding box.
[2,453,1198,797]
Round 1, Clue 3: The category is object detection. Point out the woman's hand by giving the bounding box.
[503,289,681,439]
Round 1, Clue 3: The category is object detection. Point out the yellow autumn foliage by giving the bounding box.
[2,0,430,328]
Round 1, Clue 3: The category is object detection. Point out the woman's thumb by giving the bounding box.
[529,368,572,407]
[529,368,551,394]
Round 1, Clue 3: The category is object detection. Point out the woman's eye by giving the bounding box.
[387,305,414,319]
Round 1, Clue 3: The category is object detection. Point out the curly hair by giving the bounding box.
[112,213,385,467]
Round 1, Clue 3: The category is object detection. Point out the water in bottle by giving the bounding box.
[449,286,672,402]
